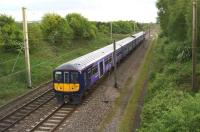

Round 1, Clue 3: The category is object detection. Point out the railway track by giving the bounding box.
[0,89,55,132]
[28,104,75,132]
[0,72,105,132]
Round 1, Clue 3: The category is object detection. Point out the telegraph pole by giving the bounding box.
[110,22,113,41]
[22,7,32,88]
[192,0,197,91]
[149,24,151,39]
[113,40,118,88]
[134,22,136,33]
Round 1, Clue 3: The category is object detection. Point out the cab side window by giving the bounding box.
[71,72,79,83]
[87,68,92,77]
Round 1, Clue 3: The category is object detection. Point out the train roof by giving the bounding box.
[55,31,145,71]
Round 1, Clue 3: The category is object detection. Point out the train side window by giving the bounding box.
[84,72,87,86]
[105,58,109,65]
[109,57,112,63]
[87,68,92,77]
[105,56,112,65]
[55,71,62,82]
[71,72,79,83]
[64,72,69,83]
[117,52,121,56]
[92,66,98,75]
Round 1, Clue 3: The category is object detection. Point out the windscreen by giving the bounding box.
[64,72,69,83]
[54,71,62,82]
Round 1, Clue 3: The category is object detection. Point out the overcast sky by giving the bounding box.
[0,0,157,23]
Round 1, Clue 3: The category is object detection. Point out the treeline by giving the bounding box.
[157,0,200,44]
[95,21,143,34]
[0,13,144,53]
[139,0,200,131]
[156,0,200,62]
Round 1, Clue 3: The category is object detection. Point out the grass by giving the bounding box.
[0,33,129,106]
[118,36,157,132]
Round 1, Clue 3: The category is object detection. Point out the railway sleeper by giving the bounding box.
[43,122,56,126]
[51,116,63,119]
[37,126,52,131]
[47,119,60,123]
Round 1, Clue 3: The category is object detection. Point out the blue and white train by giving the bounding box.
[53,32,145,104]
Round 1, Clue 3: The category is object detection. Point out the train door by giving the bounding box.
[84,67,92,88]
[99,61,104,77]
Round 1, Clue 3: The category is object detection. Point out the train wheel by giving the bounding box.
[70,95,83,105]
[56,94,64,105]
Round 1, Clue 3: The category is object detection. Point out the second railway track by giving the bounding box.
[28,104,76,132]
[0,89,55,132]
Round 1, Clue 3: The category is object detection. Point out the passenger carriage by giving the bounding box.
[53,32,145,104]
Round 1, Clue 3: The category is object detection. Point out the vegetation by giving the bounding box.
[41,13,73,45]
[157,0,200,45]
[139,36,200,132]
[139,0,200,131]
[95,22,110,34]
[0,15,23,52]
[28,23,43,51]
[94,21,145,35]
[112,21,133,34]
[66,13,97,39]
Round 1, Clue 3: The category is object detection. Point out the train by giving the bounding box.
[53,32,146,104]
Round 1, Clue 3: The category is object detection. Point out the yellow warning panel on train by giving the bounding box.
[54,83,80,92]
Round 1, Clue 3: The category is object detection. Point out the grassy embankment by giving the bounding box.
[138,36,200,131]
[0,33,128,106]
[98,34,157,132]
[118,35,157,131]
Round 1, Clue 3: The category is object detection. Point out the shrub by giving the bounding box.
[0,14,23,52]
[28,23,43,51]
[95,22,109,34]
[66,13,97,39]
[41,13,73,45]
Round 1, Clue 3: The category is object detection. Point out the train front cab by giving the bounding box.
[53,70,84,104]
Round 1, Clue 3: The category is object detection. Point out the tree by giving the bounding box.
[156,0,200,43]
[66,13,97,39]
[95,22,109,34]
[28,23,43,51]
[41,13,73,45]
[0,14,23,52]
[112,21,133,34]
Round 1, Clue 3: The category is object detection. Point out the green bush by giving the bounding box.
[28,23,43,51]
[157,0,200,44]
[112,21,133,34]
[66,13,97,39]
[140,90,200,132]
[0,14,23,52]
[95,22,109,34]
[41,13,73,45]
[139,37,200,132]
